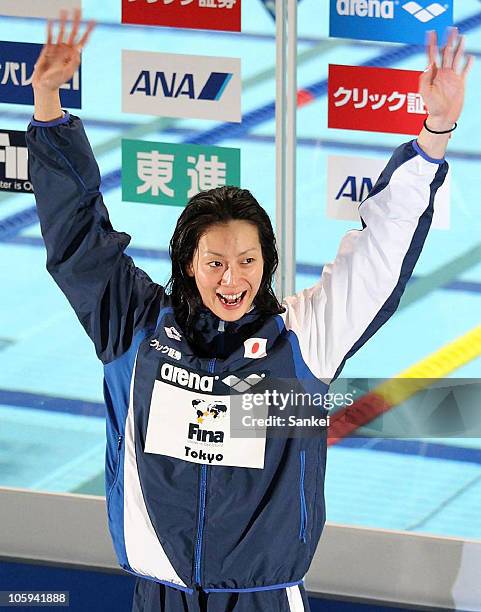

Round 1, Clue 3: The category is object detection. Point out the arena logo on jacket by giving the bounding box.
[329,0,453,44]
[0,41,81,107]
[122,0,241,32]
[122,50,241,122]
[144,363,268,468]
[327,153,451,229]
[0,0,80,18]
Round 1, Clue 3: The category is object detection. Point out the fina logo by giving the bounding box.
[336,0,447,21]
[130,70,233,101]
[192,399,228,424]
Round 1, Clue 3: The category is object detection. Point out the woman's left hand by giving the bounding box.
[419,27,474,130]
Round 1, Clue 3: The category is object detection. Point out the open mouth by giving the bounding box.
[216,290,247,309]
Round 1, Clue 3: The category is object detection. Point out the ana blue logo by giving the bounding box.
[0,41,81,107]
[129,71,233,101]
[336,175,373,203]
[329,0,453,44]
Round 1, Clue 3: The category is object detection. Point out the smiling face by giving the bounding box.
[187,220,264,321]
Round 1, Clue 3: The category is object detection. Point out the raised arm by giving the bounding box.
[27,11,166,364]
[282,27,474,383]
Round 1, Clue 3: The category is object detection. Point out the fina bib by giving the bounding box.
[145,377,267,469]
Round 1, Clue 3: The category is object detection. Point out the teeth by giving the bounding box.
[219,291,243,300]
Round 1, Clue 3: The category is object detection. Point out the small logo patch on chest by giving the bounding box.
[164,326,182,341]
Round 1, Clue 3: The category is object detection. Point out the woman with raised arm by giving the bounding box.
[27,10,473,612]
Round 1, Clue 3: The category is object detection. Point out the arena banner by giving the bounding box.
[328,64,427,135]
[122,50,241,122]
[326,154,450,229]
[0,0,81,18]
[329,0,453,44]
[122,139,241,206]
[0,41,81,107]
[122,0,241,32]
[0,130,33,194]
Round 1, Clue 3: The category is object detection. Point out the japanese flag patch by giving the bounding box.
[244,338,267,359]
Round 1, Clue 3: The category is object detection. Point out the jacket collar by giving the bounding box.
[191,305,263,359]
[194,304,259,335]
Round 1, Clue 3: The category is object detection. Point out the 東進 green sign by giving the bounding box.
[122,138,241,207]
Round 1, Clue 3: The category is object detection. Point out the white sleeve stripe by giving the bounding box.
[281,140,449,382]
[331,160,448,382]
[286,585,305,611]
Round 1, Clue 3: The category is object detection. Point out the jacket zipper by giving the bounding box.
[299,449,308,543]
[194,356,216,585]
[194,462,208,584]
[108,434,123,505]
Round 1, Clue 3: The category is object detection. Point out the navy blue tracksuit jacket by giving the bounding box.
[26,113,449,597]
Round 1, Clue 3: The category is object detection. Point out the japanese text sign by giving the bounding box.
[122,139,241,207]
[328,64,426,135]
[0,41,81,107]
[122,0,241,32]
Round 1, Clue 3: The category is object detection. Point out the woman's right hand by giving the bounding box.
[32,8,95,92]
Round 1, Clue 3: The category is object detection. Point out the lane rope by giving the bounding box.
[328,325,481,445]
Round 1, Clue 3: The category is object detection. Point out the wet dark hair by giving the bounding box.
[165,185,285,338]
